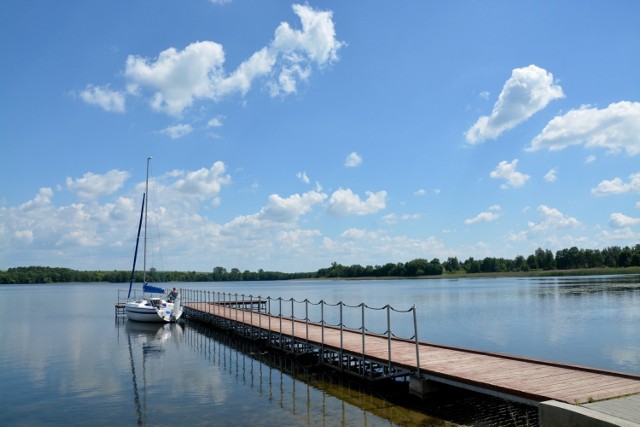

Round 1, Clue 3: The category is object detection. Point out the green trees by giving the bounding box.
[2,244,639,284]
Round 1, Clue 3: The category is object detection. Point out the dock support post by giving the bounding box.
[409,376,439,398]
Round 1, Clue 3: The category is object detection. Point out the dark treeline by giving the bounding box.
[1,245,639,284]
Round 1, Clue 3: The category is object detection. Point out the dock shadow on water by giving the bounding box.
[179,320,538,426]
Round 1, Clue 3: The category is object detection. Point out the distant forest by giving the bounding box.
[1,245,639,284]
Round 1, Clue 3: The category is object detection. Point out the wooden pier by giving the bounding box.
[180,289,640,425]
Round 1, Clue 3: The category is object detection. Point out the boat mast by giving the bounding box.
[143,156,152,284]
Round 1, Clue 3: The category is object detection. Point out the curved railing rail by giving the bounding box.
[180,289,421,376]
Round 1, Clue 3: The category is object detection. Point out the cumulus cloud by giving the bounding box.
[79,85,126,113]
[544,168,558,183]
[257,190,327,223]
[591,172,640,196]
[527,101,640,155]
[66,170,130,200]
[18,187,53,211]
[125,41,226,116]
[327,189,386,215]
[158,124,193,139]
[344,152,362,168]
[172,161,231,201]
[465,205,502,224]
[465,65,564,144]
[90,4,344,116]
[609,213,640,228]
[1,163,336,271]
[490,159,530,189]
[528,205,580,232]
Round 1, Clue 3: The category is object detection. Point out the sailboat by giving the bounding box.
[124,157,183,323]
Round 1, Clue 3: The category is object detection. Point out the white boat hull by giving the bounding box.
[125,298,182,323]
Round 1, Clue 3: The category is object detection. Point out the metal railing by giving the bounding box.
[180,289,421,377]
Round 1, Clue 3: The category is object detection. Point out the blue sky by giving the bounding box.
[1,1,639,273]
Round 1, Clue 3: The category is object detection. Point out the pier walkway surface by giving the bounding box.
[180,291,640,425]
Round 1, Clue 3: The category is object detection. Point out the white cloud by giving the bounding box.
[414,189,426,196]
[171,161,231,201]
[273,4,343,66]
[344,152,362,168]
[327,189,386,215]
[490,159,530,189]
[108,4,343,116]
[465,65,564,144]
[544,168,558,183]
[19,187,54,211]
[14,229,34,243]
[465,205,502,224]
[609,213,640,228]
[341,228,370,240]
[585,155,597,163]
[79,85,126,113]
[158,124,193,139]
[221,47,276,97]
[591,173,640,196]
[507,231,528,242]
[207,115,225,128]
[383,213,420,224]
[66,170,130,201]
[125,41,226,116]
[528,205,581,233]
[296,171,310,184]
[276,229,321,250]
[527,101,640,155]
[257,190,327,223]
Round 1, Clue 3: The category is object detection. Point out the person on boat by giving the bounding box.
[168,288,178,303]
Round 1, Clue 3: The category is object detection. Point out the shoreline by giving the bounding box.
[302,266,640,281]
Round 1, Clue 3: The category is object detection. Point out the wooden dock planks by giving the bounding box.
[183,302,640,405]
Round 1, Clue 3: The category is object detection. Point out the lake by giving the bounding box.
[1,275,638,426]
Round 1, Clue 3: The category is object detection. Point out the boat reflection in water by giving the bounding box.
[125,322,183,426]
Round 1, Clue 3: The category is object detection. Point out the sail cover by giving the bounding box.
[143,283,165,294]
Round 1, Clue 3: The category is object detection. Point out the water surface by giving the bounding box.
[1,275,638,425]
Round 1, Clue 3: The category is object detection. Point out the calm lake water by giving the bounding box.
[1,275,639,426]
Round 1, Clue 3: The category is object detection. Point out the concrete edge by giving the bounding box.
[538,400,639,427]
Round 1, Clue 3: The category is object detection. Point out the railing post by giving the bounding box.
[305,299,309,344]
[291,298,295,345]
[278,298,283,349]
[387,304,392,372]
[268,296,272,344]
[257,295,262,331]
[250,294,254,338]
[320,300,325,363]
[361,303,366,377]
[242,294,246,328]
[235,293,239,323]
[413,305,420,376]
[339,301,344,367]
